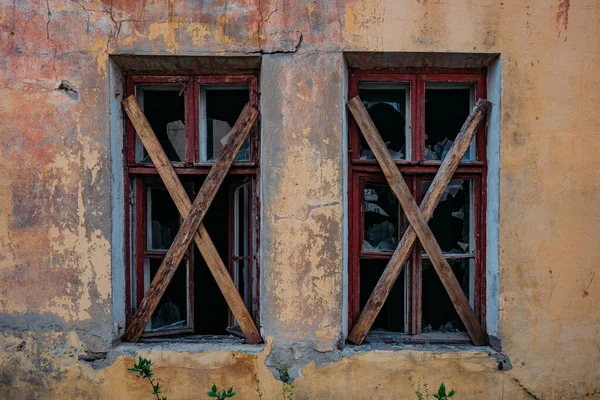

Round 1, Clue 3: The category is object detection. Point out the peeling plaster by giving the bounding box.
[0,0,599,398]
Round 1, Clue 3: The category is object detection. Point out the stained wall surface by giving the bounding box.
[0,0,599,399]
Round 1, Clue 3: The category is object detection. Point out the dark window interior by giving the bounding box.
[358,86,407,160]
[424,180,472,254]
[422,258,470,332]
[141,89,185,162]
[191,175,250,335]
[424,88,471,161]
[148,259,188,332]
[204,87,250,161]
[148,187,180,250]
[360,259,405,332]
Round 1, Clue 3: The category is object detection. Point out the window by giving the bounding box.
[348,70,486,341]
[124,73,260,338]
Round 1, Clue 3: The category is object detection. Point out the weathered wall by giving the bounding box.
[0,0,599,399]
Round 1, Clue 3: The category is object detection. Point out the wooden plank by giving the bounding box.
[347,96,491,345]
[121,95,261,343]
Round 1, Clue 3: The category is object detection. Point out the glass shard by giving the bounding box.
[363,183,400,252]
[422,179,473,254]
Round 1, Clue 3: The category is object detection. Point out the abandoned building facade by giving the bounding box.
[1,0,599,398]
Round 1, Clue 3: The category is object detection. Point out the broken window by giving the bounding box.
[349,70,486,342]
[424,83,476,161]
[134,84,186,163]
[125,73,259,339]
[421,179,476,333]
[358,82,410,160]
[199,84,251,162]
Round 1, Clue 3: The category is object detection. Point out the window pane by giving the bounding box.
[421,258,473,332]
[358,83,410,161]
[147,187,180,251]
[363,183,401,252]
[424,84,475,161]
[144,259,189,332]
[422,179,473,254]
[135,84,185,162]
[200,84,250,162]
[360,258,406,332]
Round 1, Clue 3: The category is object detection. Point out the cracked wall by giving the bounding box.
[0,0,599,399]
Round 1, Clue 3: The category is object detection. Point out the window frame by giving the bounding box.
[123,71,261,337]
[348,68,487,340]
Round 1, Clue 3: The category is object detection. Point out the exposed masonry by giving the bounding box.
[56,80,79,101]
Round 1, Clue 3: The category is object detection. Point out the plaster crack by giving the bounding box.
[257,0,278,52]
[70,0,91,34]
[244,31,303,55]
[44,0,58,80]
[104,0,122,54]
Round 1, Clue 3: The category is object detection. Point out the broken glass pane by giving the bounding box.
[147,187,180,251]
[424,84,475,161]
[422,179,473,254]
[145,259,189,332]
[358,83,410,161]
[421,258,473,333]
[363,183,401,252]
[360,258,406,332]
[200,84,250,162]
[135,84,186,162]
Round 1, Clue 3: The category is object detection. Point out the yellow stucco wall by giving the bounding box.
[0,0,599,398]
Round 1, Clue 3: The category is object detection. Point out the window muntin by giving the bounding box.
[125,73,259,338]
[348,70,486,340]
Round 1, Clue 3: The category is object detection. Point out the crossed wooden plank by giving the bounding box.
[121,95,262,343]
[347,96,491,346]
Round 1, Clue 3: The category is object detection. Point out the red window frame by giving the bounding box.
[348,68,487,338]
[123,71,261,336]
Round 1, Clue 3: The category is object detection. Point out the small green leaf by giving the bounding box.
[212,384,217,393]
[207,392,217,398]
[433,395,440,399]
[448,389,456,397]
[228,387,233,394]
[439,382,446,396]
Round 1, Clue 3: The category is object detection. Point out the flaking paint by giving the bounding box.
[0,0,599,398]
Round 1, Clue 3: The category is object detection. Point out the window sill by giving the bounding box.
[345,331,492,352]
[113,335,265,353]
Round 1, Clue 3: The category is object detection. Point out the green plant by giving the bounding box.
[254,374,264,399]
[433,382,456,400]
[128,356,167,400]
[586,389,600,397]
[207,384,237,399]
[276,364,309,400]
[512,378,539,400]
[409,377,454,400]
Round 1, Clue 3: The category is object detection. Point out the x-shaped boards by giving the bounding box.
[121,94,491,346]
[347,96,491,345]
[121,96,261,343]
